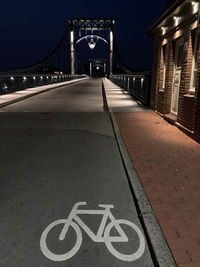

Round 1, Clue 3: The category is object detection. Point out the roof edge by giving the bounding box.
[147,0,185,37]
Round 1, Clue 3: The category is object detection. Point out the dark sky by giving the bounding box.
[0,0,167,71]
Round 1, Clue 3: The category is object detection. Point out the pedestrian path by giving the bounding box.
[103,78,149,112]
[104,78,200,266]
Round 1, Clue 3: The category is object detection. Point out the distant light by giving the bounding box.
[110,31,113,43]
[96,66,100,70]
[70,31,74,42]
[10,77,14,81]
[33,76,36,80]
[40,76,43,80]
[89,41,96,50]
[23,76,27,80]
[141,78,144,88]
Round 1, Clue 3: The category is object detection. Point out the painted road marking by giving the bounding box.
[40,202,145,262]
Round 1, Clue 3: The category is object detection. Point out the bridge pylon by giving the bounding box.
[69,18,115,75]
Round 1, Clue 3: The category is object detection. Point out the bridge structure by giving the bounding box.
[0,18,151,106]
[2,18,129,76]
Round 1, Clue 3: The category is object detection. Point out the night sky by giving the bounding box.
[0,0,168,72]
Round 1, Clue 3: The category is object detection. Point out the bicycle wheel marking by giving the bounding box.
[40,219,82,261]
[104,219,145,262]
[40,202,146,262]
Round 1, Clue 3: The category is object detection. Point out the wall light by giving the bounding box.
[173,16,181,26]
[161,26,167,35]
[192,1,198,13]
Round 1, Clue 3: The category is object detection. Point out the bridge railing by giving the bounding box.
[0,74,87,95]
[109,73,151,106]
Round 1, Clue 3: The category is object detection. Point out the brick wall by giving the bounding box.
[194,53,200,139]
[149,0,200,142]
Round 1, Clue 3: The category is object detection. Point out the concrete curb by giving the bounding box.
[102,78,177,267]
[0,77,88,109]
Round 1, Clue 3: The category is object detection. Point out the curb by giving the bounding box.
[0,77,88,109]
[102,79,177,267]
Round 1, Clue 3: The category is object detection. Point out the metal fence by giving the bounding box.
[0,74,87,95]
[109,73,151,106]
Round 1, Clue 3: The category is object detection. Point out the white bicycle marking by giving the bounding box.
[40,202,145,262]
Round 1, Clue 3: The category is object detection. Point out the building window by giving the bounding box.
[177,44,183,68]
[159,45,167,91]
[162,45,167,89]
[190,30,200,92]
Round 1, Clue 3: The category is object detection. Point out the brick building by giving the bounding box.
[147,0,200,142]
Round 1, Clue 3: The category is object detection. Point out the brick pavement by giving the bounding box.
[115,111,200,266]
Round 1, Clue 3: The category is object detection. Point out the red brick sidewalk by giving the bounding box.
[115,111,200,267]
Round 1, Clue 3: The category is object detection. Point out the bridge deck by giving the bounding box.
[0,78,154,266]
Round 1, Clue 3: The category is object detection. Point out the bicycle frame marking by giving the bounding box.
[58,202,128,243]
[40,202,145,262]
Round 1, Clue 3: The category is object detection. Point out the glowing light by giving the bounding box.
[23,77,27,80]
[33,76,36,80]
[192,1,198,13]
[70,31,74,42]
[110,31,113,43]
[173,16,181,26]
[161,26,167,35]
[10,77,14,81]
[88,37,97,50]
[40,76,43,80]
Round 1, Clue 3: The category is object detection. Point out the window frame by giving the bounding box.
[190,30,200,93]
[162,45,167,89]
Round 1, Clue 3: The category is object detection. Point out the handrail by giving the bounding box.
[109,73,151,106]
[0,74,87,95]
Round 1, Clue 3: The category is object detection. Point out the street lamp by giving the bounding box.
[87,36,98,50]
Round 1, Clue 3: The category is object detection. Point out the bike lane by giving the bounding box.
[0,78,154,266]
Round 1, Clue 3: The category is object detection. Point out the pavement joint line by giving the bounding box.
[102,78,177,267]
[0,77,88,109]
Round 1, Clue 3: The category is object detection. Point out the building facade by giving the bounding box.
[147,0,200,142]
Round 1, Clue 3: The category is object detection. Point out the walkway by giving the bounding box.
[104,78,200,267]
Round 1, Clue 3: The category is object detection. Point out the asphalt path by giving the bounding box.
[0,78,154,266]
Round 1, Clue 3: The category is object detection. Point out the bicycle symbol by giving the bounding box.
[40,202,145,262]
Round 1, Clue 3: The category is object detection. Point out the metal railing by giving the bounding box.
[109,73,151,106]
[0,74,87,95]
